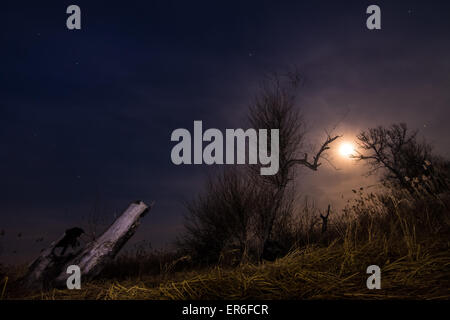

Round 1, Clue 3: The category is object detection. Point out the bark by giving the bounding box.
[20,233,76,290]
[21,201,152,290]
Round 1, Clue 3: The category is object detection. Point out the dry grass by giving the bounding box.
[2,180,450,300]
[6,236,449,300]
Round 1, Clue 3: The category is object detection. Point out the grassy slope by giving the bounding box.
[3,187,450,300]
[12,236,449,300]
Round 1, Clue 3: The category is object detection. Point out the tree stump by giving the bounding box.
[20,200,152,290]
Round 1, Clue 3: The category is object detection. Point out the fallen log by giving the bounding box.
[21,200,152,290]
[20,232,80,290]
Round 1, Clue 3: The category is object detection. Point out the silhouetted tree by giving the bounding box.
[354,123,449,193]
[178,70,341,263]
[247,71,339,258]
[177,168,258,264]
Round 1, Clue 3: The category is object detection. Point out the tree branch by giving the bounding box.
[287,135,341,171]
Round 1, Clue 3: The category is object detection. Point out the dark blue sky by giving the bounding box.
[1,1,450,264]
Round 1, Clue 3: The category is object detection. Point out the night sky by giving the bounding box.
[1,1,450,264]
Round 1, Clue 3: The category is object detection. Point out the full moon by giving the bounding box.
[339,143,355,158]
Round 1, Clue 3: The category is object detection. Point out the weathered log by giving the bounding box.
[53,200,151,287]
[20,233,79,290]
[21,200,152,290]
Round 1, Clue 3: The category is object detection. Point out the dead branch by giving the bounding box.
[287,135,341,171]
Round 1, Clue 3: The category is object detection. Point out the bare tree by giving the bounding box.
[179,70,341,263]
[178,168,258,264]
[353,123,449,192]
[247,71,340,257]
